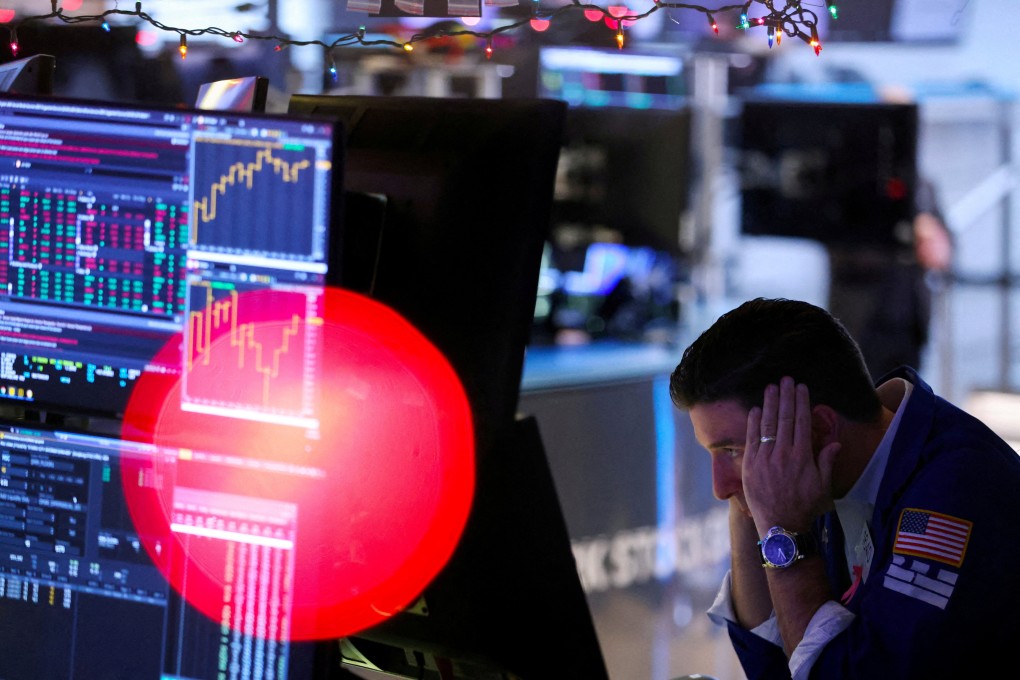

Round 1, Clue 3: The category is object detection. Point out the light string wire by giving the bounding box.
[3,0,829,57]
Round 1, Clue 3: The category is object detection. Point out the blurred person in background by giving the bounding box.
[827,177,953,379]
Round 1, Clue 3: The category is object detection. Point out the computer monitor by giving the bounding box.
[0,54,56,95]
[340,413,609,680]
[287,94,562,450]
[553,104,692,257]
[536,46,688,110]
[0,417,336,679]
[500,46,693,265]
[4,25,148,103]
[195,75,269,112]
[738,98,919,246]
[0,93,342,424]
[286,93,609,679]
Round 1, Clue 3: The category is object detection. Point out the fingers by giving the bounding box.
[756,377,804,453]
[746,377,811,463]
[794,381,811,450]
[760,381,779,442]
[746,401,763,452]
[746,378,834,528]
[776,377,796,448]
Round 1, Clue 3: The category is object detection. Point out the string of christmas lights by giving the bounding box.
[2,0,835,66]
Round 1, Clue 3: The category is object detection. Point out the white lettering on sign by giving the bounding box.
[571,505,730,593]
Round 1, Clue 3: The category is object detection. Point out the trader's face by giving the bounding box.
[688,398,751,517]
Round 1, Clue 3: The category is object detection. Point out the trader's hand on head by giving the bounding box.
[741,377,841,533]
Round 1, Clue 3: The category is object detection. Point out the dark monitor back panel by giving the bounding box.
[0,54,55,95]
[287,95,610,680]
[554,105,692,256]
[288,94,567,452]
[738,98,919,247]
[340,415,611,680]
[194,75,269,112]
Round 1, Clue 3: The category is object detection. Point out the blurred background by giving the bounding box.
[1,0,1017,678]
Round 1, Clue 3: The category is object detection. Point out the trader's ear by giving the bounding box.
[811,404,840,452]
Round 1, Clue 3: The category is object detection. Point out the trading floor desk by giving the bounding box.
[519,339,743,680]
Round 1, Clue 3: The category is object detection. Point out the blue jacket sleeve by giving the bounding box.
[807,396,1020,679]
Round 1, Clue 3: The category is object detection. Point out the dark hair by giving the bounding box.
[669,298,882,422]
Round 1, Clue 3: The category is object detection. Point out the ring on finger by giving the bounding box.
[759,435,777,444]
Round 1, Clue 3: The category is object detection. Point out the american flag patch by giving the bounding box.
[892,508,972,567]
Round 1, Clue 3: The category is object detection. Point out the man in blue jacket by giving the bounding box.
[669,297,1020,679]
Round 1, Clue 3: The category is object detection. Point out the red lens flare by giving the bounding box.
[120,286,475,641]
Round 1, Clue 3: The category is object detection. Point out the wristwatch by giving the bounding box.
[758,526,816,569]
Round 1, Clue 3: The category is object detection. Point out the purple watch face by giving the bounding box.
[763,533,798,567]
